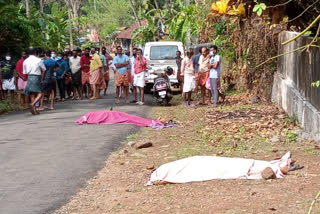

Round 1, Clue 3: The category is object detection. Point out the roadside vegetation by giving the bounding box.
[0,100,17,114]
[55,92,320,214]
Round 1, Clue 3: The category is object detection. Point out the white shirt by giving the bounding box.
[69,56,81,74]
[130,56,135,76]
[209,54,221,79]
[23,55,46,75]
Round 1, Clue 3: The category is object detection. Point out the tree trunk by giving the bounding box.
[154,0,159,9]
[26,0,30,17]
[64,0,81,43]
[72,1,80,34]
[39,0,44,13]
[68,10,74,50]
[128,0,141,27]
[185,0,191,48]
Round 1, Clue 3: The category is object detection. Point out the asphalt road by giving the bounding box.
[0,75,154,214]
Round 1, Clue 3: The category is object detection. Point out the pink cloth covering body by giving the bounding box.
[147,152,291,185]
[75,110,162,127]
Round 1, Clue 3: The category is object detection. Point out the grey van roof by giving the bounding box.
[145,41,183,45]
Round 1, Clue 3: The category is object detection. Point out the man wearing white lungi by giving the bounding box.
[133,49,147,105]
[181,49,195,107]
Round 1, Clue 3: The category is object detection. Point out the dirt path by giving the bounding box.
[55,92,320,214]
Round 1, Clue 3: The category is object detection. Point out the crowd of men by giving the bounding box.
[0,43,223,115]
[0,45,148,115]
[177,45,223,107]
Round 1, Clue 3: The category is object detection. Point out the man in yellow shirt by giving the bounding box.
[89,47,102,100]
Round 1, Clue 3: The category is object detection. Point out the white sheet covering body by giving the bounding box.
[148,152,291,185]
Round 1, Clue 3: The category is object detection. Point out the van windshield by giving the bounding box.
[150,45,178,60]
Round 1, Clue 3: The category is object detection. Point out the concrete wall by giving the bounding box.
[272,31,320,140]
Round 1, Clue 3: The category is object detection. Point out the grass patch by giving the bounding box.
[284,114,298,126]
[217,103,253,112]
[304,147,320,155]
[0,100,17,113]
[126,133,140,142]
[224,89,244,97]
[283,129,298,143]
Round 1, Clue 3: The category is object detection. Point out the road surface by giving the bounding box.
[0,77,153,214]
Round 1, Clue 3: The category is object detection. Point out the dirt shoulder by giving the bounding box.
[55,92,320,214]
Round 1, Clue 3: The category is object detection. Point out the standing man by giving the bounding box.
[69,50,82,99]
[133,49,147,105]
[63,53,73,99]
[0,53,16,103]
[98,47,107,95]
[193,49,201,99]
[176,50,183,95]
[80,48,92,98]
[16,51,29,109]
[23,47,46,115]
[56,53,68,101]
[198,47,211,105]
[40,50,60,110]
[113,46,129,104]
[130,48,137,103]
[209,45,221,107]
[181,49,195,107]
[103,48,112,96]
[89,47,102,100]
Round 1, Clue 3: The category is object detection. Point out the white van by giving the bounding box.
[143,41,184,92]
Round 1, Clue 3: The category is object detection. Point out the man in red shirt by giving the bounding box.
[80,48,92,99]
[16,51,29,109]
[133,49,147,105]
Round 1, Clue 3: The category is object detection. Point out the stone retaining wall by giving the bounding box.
[272,31,320,140]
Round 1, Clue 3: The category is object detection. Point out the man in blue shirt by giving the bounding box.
[113,46,129,104]
[38,50,60,110]
[56,53,68,101]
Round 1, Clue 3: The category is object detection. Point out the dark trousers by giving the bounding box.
[57,79,65,99]
[66,82,72,97]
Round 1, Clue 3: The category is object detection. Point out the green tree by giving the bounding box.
[80,0,134,43]
[36,2,70,50]
[0,0,33,57]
